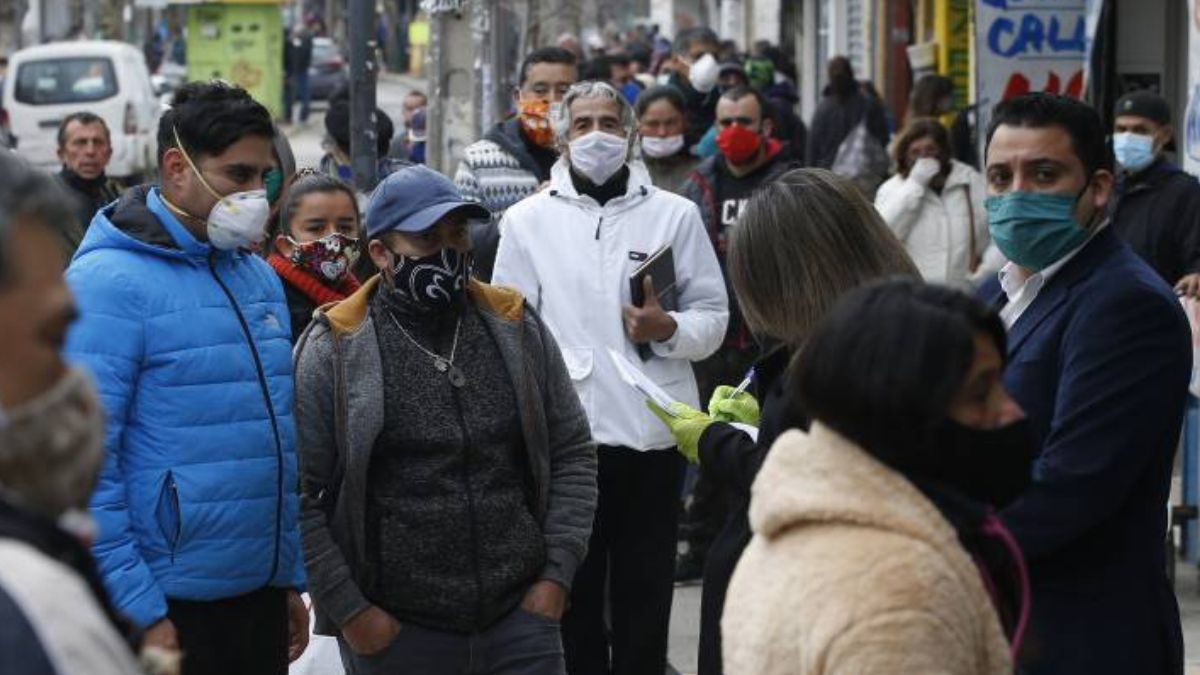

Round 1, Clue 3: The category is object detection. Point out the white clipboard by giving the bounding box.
[607,348,682,417]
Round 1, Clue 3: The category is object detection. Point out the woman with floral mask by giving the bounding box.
[293,164,597,675]
[267,171,362,342]
[636,85,700,195]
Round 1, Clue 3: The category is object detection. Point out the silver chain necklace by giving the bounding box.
[385,311,466,388]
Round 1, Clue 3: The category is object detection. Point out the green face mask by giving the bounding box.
[984,188,1091,272]
[264,168,284,206]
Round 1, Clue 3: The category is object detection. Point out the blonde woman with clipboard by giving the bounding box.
[648,168,918,675]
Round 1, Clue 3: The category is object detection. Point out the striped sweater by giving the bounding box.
[455,118,557,281]
[454,118,553,219]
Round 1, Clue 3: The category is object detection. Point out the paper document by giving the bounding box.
[730,423,760,442]
[608,348,681,417]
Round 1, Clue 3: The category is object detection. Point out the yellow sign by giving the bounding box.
[934,0,972,110]
[409,19,430,47]
[186,4,284,118]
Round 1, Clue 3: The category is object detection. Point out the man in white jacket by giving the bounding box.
[493,80,728,675]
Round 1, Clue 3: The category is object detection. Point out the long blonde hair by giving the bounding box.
[728,168,919,348]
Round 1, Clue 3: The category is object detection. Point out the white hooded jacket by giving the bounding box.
[874,159,990,288]
[494,160,728,451]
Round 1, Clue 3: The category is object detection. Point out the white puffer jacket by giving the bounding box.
[494,160,728,451]
[875,160,990,288]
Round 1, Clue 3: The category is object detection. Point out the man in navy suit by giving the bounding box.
[981,94,1191,674]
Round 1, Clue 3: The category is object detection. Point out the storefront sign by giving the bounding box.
[1185,0,1200,175]
[975,0,1088,135]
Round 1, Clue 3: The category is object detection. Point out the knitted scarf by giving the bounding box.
[267,252,361,307]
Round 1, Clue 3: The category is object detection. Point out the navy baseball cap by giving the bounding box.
[365,164,490,238]
[1114,90,1171,126]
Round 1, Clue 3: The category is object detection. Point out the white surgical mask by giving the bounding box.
[642,134,686,159]
[689,54,720,94]
[171,127,271,251]
[569,131,629,185]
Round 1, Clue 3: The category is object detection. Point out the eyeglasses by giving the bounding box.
[718,116,757,127]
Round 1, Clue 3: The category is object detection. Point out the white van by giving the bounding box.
[2,40,161,179]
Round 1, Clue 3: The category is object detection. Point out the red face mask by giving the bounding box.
[717,124,763,166]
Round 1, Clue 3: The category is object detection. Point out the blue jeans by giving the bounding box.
[285,72,311,122]
[337,605,565,675]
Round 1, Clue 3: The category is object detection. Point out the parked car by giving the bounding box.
[309,37,348,101]
[2,40,161,179]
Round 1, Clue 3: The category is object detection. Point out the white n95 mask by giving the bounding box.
[172,127,271,251]
[689,54,720,94]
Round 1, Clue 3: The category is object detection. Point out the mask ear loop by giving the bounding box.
[172,126,225,203]
[1073,177,1099,229]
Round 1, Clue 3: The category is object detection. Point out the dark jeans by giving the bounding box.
[284,72,311,122]
[337,605,565,675]
[562,446,687,675]
[167,586,288,675]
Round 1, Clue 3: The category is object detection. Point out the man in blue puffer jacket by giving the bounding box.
[64,81,308,675]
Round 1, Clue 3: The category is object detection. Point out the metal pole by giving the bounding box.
[349,0,379,192]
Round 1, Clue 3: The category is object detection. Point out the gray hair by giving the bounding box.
[0,151,76,285]
[728,168,919,349]
[552,80,638,156]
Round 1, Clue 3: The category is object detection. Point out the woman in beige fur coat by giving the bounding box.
[722,281,1033,675]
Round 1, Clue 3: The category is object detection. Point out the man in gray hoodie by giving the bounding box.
[294,164,596,675]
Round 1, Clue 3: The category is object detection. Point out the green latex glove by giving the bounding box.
[646,400,713,463]
[708,385,761,426]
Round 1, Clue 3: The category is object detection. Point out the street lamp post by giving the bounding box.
[348,0,379,192]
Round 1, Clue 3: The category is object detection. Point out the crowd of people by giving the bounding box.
[3,20,1200,675]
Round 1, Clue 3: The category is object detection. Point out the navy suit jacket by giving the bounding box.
[980,227,1190,675]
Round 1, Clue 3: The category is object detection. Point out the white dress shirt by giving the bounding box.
[998,224,1105,328]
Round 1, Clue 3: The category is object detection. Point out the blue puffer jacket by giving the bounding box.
[65,186,304,628]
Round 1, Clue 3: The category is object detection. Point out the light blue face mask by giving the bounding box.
[985,189,1090,272]
[1112,132,1156,172]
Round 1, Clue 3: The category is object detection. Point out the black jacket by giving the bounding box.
[285,34,314,75]
[282,282,318,343]
[57,168,121,261]
[764,81,808,163]
[668,72,719,148]
[694,347,801,675]
[805,90,889,169]
[1109,157,1200,285]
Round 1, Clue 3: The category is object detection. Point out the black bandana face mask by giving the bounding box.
[384,247,470,314]
[924,418,1038,510]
